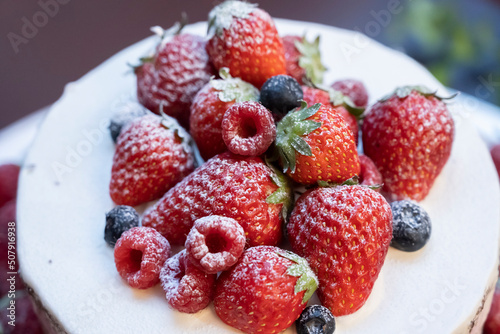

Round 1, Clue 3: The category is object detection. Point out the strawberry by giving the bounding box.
[190,68,259,161]
[275,102,360,185]
[214,246,317,334]
[142,152,292,246]
[484,282,500,334]
[331,79,369,108]
[282,35,326,86]
[136,24,214,128]
[302,86,360,145]
[362,86,455,201]
[109,114,195,207]
[206,1,286,88]
[287,185,393,316]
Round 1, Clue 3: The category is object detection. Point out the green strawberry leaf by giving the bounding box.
[266,161,293,222]
[295,35,327,86]
[318,175,360,188]
[380,85,458,102]
[159,105,193,155]
[275,103,322,173]
[277,250,318,304]
[210,68,260,103]
[208,1,257,36]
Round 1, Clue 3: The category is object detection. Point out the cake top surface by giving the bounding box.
[17,19,500,334]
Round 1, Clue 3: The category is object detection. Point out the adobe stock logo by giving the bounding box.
[7,0,71,54]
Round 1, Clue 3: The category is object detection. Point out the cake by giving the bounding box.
[17,18,500,334]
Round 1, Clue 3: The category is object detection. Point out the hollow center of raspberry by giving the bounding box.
[237,117,258,138]
[205,233,228,254]
[129,249,143,272]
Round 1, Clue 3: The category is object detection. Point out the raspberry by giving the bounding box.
[160,249,216,313]
[0,164,20,208]
[185,216,245,274]
[221,101,276,156]
[331,79,369,107]
[358,154,382,190]
[114,227,171,289]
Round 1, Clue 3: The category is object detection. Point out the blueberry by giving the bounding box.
[104,206,140,246]
[260,75,303,120]
[296,305,335,334]
[390,200,432,252]
[109,102,148,143]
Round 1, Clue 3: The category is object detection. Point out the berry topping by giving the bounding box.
[362,86,454,201]
[0,164,20,208]
[260,74,304,120]
[296,305,336,334]
[287,185,392,316]
[190,68,260,161]
[491,144,500,178]
[275,102,360,185]
[185,215,245,274]
[214,246,317,334]
[114,227,171,289]
[109,102,148,143]
[109,114,195,206]
[283,35,326,86]
[160,249,216,313]
[358,154,382,190]
[331,79,369,108]
[390,200,432,252]
[221,101,276,156]
[104,206,140,246]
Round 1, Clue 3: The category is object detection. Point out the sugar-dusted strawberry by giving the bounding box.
[136,24,214,128]
[331,79,369,108]
[190,68,259,160]
[109,114,195,207]
[206,1,286,88]
[302,86,360,144]
[142,152,292,246]
[362,86,455,201]
[484,282,500,334]
[275,102,359,185]
[214,246,318,334]
[358,154,382,189]
[287,185,392,316]
[282,35,326,86]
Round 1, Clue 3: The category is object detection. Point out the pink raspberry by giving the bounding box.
[358,154,383,190]
[185,215,245,274]
[160,249,216,313]
[222,102,276,156]
[331,79,369,107]
[0,164,20,208]
[114,227,170,289]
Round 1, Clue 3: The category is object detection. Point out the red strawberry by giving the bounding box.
[142,152,292,246]
[109,114,195,206]
[302,86,360,145]
[275,102,360,185]
[136,25,214,128]
[287,185,393,316]
[331,79,369,108]
[214,246,317,334]
[282,35,326,86]
[484,283,500,334]
[190,68,259,161]
[362,86,455,201]
[358,154,383,189]
[206,1,286,88]
[0,164,20,208]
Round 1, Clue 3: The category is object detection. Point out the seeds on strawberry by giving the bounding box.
[214,246,317,334]
[287,185,392,316]
[260,75,303,120]
[114,227,171,289]
[358,154,382,190]
[222,101,276,156]
[331,79,369,107]
[160,249,216,313]
[185,215,245,274]
[109,114,195,207]
[109,102,148,143]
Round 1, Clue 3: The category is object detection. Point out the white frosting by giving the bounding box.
[17,20,500,334]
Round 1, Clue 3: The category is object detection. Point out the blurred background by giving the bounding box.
[0,0,499,129]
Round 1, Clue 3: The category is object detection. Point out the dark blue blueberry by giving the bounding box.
[296,305,335,334]
[390,200,432,252]
[109,102,147,143]
[260,75,303,120]
[104,206,139,246]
